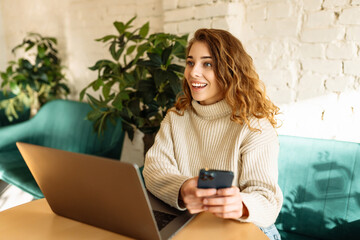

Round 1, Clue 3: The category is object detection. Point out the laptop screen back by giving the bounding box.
[16,142,161,240]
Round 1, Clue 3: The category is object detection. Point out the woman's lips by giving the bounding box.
[191,82,208,91]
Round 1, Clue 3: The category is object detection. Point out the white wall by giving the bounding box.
[239,0,360,142]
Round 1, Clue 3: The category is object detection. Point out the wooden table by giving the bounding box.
[0,199,268,240]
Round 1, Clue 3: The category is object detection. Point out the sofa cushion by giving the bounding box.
[275,135,360,240]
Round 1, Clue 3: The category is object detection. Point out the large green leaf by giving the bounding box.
[161,46,173,65]
[112,90,130,110]
[124,16,136,29]
[10,82,21,95]
[137,59,158,68]
[114,21,126,34]
[102,80,115,99]
[147,52,162,67]
[109,41,117,60]
[86,109,103,121]
[168,71,182,95]
[0,72,8,81]
[138,79,155,92]
[20,59,33,70]
[128,98,141,116]
[139,22,149,38]
[126,45,137,55]
[167,64,185,73]
[153,69,167,89]
[124,72,135,85]
[13,74,27,81]
[95,34,117,42]
[88,60,114,71]
[87,94,108,109]
[92,78,104,91]
[37,45,46,58]
[122,121,135,141]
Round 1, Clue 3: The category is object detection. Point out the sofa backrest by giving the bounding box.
[24,99,124,158]
[276,135,360,239]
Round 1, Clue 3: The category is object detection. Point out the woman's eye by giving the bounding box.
[186,61,194,66]
[204,62,212,67]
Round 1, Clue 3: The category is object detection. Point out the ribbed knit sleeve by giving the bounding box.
[238,119,283,227]
[143,113,189,210]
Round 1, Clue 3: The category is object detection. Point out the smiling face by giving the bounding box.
[184,41,224,105]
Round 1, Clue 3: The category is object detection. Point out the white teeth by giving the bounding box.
[192,83,207,87]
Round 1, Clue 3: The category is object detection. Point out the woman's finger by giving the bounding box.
[216,186,240,196]
[204,203,241,213]
[203,194,241,206]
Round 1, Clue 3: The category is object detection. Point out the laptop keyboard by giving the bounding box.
[153,210,177,231]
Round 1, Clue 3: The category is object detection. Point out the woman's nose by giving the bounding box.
[190,64,201,78]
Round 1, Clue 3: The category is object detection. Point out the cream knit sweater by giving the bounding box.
[143,100,283,227]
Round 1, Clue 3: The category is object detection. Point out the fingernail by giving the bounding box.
[203,199,208,204]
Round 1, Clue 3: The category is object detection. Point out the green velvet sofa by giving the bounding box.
[276,135,359,240]
[0,99,124,199]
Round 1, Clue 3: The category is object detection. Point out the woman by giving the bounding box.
[143,28,283,239]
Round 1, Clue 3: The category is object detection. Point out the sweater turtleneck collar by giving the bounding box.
[191,99,232,120]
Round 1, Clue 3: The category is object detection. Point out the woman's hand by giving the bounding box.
[180,177,217,214]
[180,178,248,219]
[202,186,248,219]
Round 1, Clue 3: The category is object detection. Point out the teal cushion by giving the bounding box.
[276,135,360,240]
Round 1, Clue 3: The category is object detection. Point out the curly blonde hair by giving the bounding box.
[172,28,279,130]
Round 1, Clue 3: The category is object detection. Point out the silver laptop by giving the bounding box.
[16,142,194,240]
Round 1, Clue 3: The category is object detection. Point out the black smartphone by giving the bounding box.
[197,168,234,189]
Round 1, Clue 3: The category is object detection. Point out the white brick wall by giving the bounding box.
[339,7,360,24]
[246,4,266,21]
[241,0,360,142]
[323,0,349,9]
[297,73,326,100]
[346,26,360,41]
[324,75,354,92]
[305,11,335,28]
[326,42,357,59]
[299,43,326,58]
[267,1,292,19]
[301,28,345,43]
[344,60,360,75]
[303,0,322,11]
[164,7,194,22]
[301,59,343,74]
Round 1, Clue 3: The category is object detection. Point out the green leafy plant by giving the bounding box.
[80,17,187,151]
[0,32,70,121]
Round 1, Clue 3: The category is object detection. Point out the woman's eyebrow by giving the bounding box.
[186,56,212,59]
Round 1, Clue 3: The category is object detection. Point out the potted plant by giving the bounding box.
[80,17,188,153]
[0,32,70,122]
